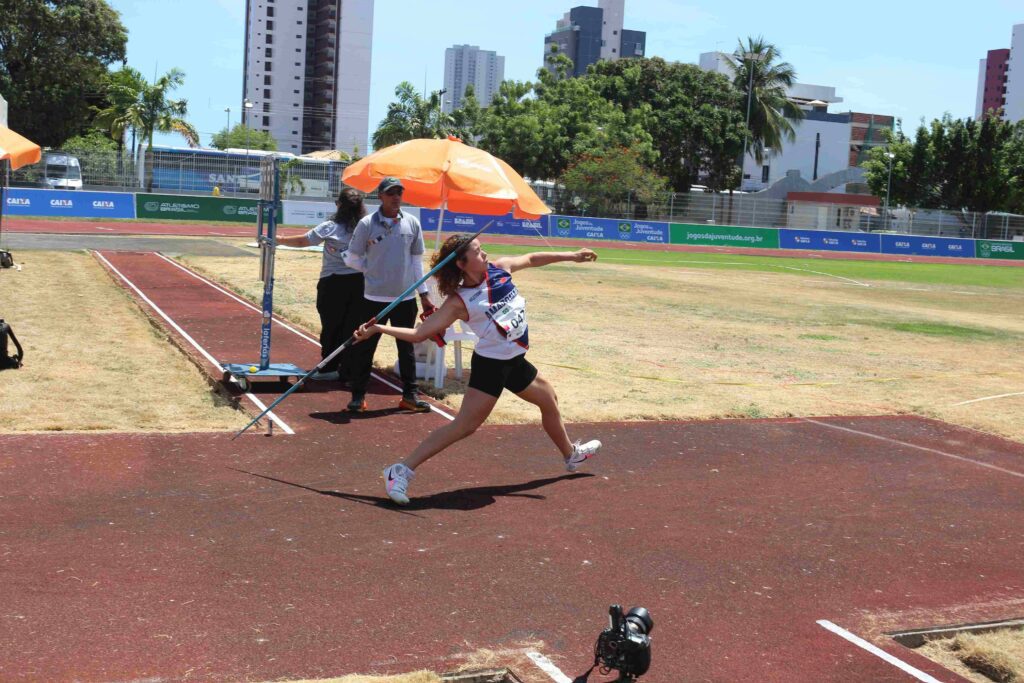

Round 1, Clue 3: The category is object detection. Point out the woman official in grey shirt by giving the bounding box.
[276,187,366,382]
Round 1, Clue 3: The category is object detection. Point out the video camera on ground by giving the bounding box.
[574,604,654,682]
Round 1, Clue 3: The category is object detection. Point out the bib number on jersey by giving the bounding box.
[492,302,527,340]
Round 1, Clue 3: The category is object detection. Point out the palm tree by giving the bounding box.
[92,66,147,183]
[724,36,804,165]
[120,68,199,191]
[372,82,455,149]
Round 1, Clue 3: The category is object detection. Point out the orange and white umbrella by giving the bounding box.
[0,126,42,170]
[343,136,550,247]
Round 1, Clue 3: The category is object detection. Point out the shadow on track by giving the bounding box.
[229,467,592,513]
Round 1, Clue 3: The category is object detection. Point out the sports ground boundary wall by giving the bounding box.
[421,209,1024,261]
[4,188,1024,261]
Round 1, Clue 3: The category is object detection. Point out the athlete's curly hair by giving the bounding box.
[430,233,475,297]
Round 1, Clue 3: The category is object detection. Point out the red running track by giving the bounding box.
[1,250,1022,681]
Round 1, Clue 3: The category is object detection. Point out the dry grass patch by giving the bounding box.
[180,245,1024,442]
[916,628,1024,683]
[0,251,243,433]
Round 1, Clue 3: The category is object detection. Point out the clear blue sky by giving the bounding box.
[108,0,1023,150]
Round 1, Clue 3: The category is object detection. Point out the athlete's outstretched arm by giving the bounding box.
[492,248,597,273]
[354,295,465,344]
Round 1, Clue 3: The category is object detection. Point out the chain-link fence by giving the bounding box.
[8,148,348,200]
[8,148,1024,241]
[536,184,1024,241]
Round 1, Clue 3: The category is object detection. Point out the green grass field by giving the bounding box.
[424,239,1024,290]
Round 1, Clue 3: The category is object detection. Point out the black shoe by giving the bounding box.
[347,394,367,412]
[398,393,430,412]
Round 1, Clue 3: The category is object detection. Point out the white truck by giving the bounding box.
[40,151,83,190]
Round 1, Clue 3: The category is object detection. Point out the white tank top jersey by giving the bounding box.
[455,263,529,360]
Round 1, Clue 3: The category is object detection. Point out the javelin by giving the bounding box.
[232,219,494,439]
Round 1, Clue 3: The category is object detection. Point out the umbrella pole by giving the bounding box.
[0,159,7,247]
[434,203,446,253]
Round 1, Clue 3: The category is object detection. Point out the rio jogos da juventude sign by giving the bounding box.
[669,223,780,249]
[976,239,1024,260]
[135,194,272,223]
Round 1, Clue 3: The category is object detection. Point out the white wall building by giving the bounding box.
[1004,23,1024,123]
[698,51,895,193]
[442,45,505,114]
[243,0,373,156]
[598,0,624,61]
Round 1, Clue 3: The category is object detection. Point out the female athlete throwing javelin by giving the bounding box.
[353,234,602,505]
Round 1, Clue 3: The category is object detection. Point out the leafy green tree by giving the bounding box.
[92,66,148,177]
[560,144,668,217]
[474,80,548,177]
[210,123,278,151]
[723,36,804,165]
[117,67,199,191]
[0,0,127,146]
[372,82,454,148]
[61,130,119,185]
[1004,122,1024,214]
[862,129,912,212]
[864,114,1016,214]
[473,56,658,183]
[587,57,746,191]
[449,84,483,143]
[963,115,1011,213]
[904,122,934,207]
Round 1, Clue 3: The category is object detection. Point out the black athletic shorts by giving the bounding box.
[468,352,538,398]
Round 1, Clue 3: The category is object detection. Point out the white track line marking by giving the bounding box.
[154,252,456,421]
[94,251,294,435]
[952,391,1024,406]
[526,651,573,683]
[803,418,1024,479]
[817,620,944,683]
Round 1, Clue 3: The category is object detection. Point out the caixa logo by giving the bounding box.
[92,200,116,209]
[50,199,74,208]
[6,197,30,206]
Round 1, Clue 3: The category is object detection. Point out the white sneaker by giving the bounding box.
[565,439,601,472]
[383,463,415,505]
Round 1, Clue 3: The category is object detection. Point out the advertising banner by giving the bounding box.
[135,193,263,223]
[420,210,549,237]
[879,234,975,258]
[3,188,136,218]
[670,223,779,249]
[550,215,670,243]
[779,229,880,253]
[975,240,1024,260]
[281,200,336,226]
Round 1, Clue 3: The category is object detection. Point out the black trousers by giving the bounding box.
[349,297,419,395]
[316,273,364,375]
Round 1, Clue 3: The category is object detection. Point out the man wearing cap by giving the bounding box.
[343,177,434,413]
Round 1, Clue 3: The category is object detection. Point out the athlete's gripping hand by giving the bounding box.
[353,322,381,344]
[419,302,447,347]
[574,248,598,263]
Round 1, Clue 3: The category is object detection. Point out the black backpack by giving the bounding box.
[0,319,24,370]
